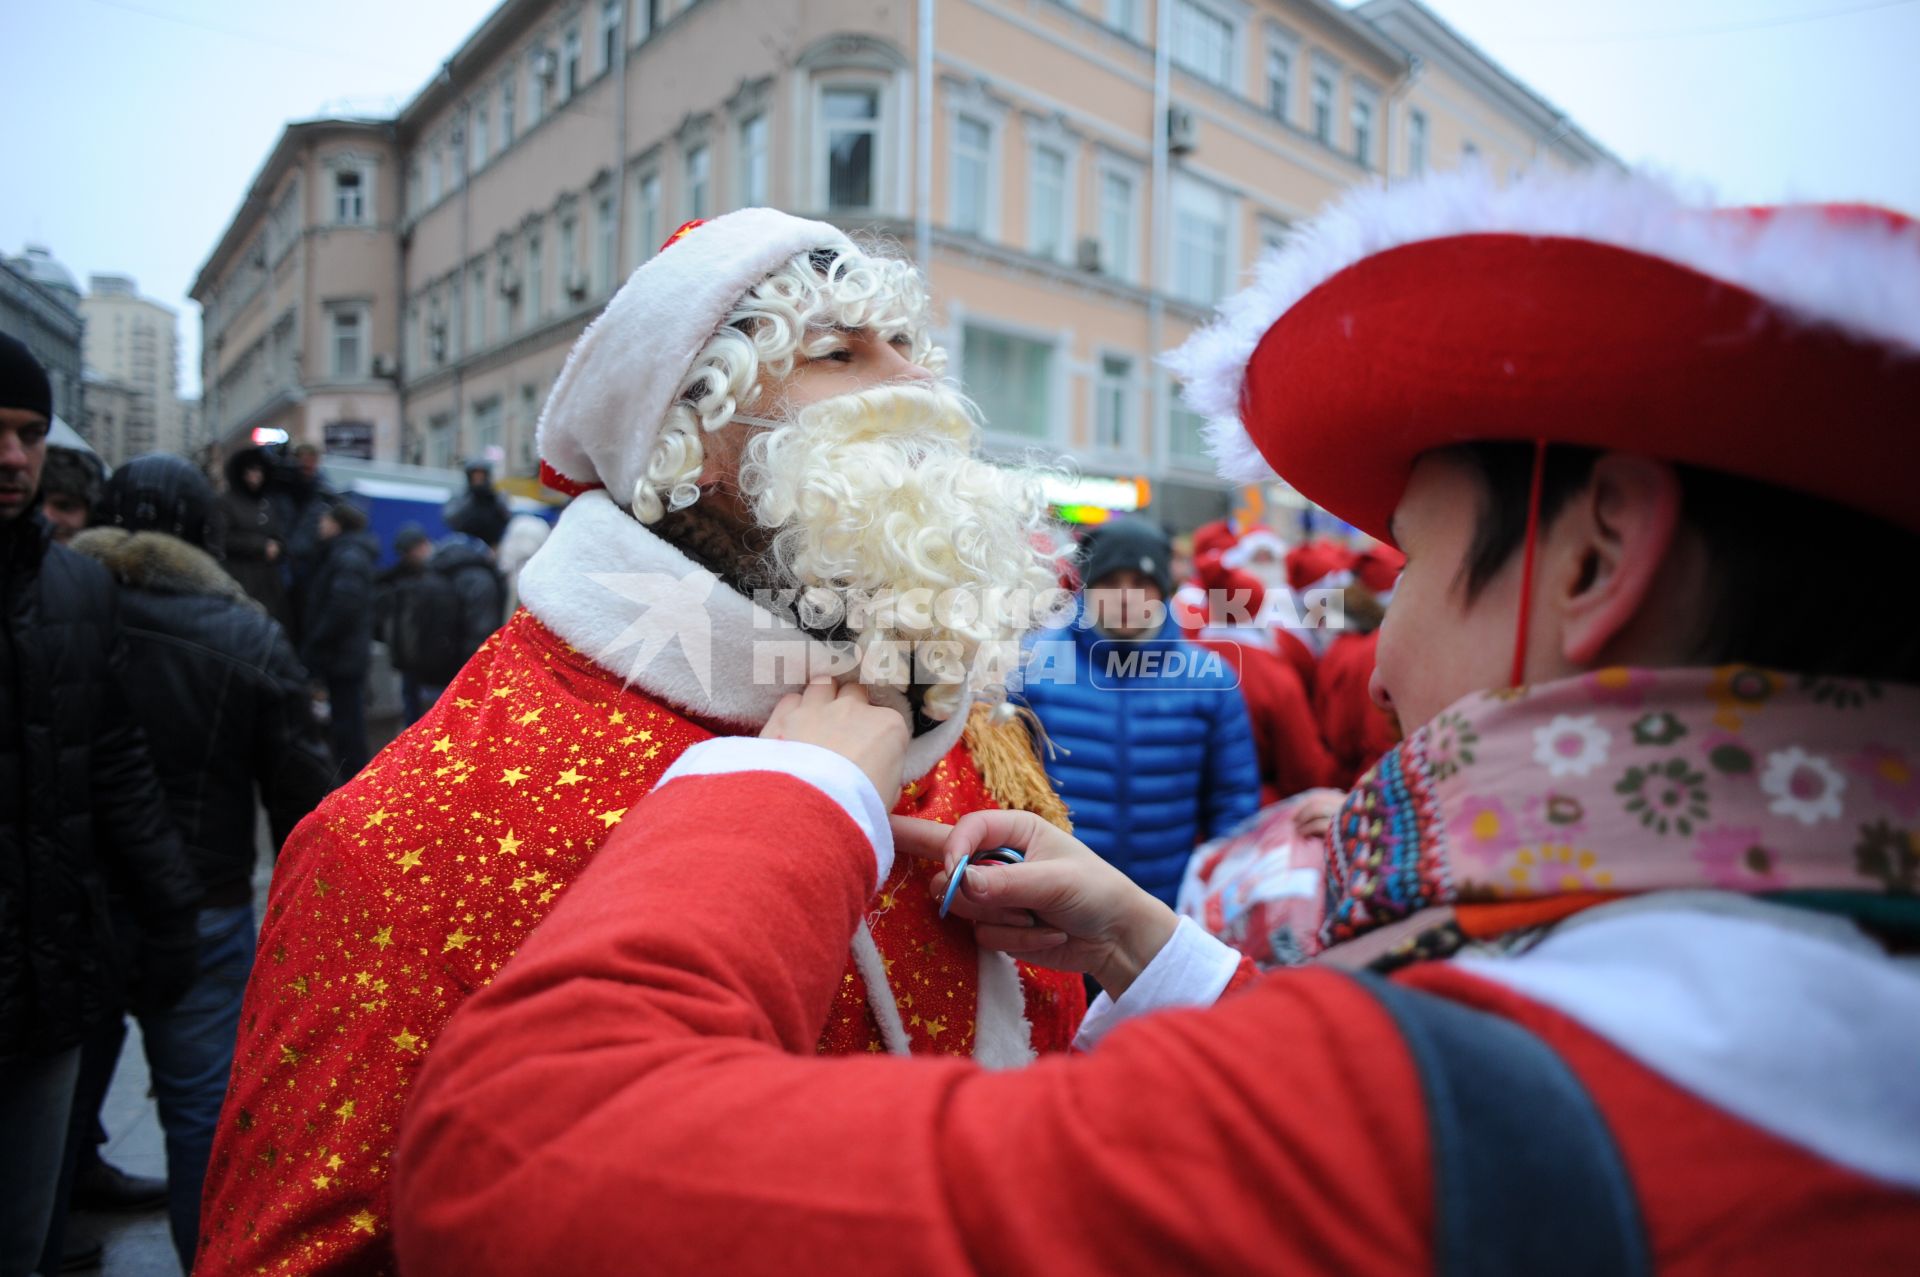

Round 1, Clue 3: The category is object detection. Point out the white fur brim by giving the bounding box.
[1164,167,1920,484]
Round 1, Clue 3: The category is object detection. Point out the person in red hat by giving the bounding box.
[1312,539,1405,785]
[1184,544,1334,803]
[197,212,1086,1277]
[391,171,1920,1275]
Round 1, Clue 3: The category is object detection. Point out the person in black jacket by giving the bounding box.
[430,531,507,667]
[375,522,437,723]
[220,446,292,631]
[442,458,511,549]
[0,336,199,1277]
[266,442,336,642]
[301,499,379,778]
[49,454,335,1267]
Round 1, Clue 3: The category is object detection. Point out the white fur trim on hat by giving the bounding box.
[536,208,856,501]
[1165,167,1920,485]
[1219,526,1287,569]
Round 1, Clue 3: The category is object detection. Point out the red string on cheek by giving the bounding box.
[1510,439,1547,689]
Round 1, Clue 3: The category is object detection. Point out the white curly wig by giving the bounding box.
[630,244,944,523]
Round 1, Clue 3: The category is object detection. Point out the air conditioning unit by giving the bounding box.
[1075,237,1103,273]
[429,322,448,362]
[566,271,589,300]
[370,354,396,378]
[532,47,557,82]
[497,263,521,296]
[1167,105,1198,155]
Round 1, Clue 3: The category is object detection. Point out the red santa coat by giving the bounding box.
[196,493,1083,1275]
[1191,636,1334,803]
[1315,629,1399,786]
[393,765,1920,1275]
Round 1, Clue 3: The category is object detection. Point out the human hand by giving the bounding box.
[892,811,1178,1000]
[761,676,909,810]
[1291,789,1346,843]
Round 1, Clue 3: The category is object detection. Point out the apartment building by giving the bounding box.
[80,274,187,464]
[197,0,1612,522]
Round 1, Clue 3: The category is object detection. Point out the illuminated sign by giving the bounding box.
[251,427,290,445]
[1040,474,1150,513]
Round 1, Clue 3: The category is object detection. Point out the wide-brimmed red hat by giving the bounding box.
[1167,170,1920,543]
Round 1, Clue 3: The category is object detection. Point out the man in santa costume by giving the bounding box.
[196,210,1084,1275]
[393,170,1920,1273]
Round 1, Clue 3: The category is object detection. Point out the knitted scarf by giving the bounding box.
[1319,666,1920,967]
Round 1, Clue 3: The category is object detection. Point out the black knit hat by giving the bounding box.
[99,453,218,547]
[1078,517,1173,597]
[0,333,53,420]
[327,499,369,534]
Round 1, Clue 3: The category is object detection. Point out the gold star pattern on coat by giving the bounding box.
[198,609,1085,1277]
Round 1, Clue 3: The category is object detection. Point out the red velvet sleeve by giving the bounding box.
[394,772,1432,1277]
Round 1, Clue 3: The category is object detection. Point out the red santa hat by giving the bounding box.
[1166,168,1920,543]
[1219,523,1289,571]
[1189,548,1267,628]
[1285,538,1356,592]
[537,210,857,501]
[1351,542,1406,595]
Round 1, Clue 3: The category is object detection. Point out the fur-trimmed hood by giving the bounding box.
[71,527,258,608]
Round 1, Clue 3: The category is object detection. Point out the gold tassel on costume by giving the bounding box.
[964,703,1073,832]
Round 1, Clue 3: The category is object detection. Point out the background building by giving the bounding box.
[80,274,185,464]
[2,245,85,427]
[197,0,1613,522]
[80,371,143,465]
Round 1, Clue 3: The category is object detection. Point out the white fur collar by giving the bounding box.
[516,489,970,782]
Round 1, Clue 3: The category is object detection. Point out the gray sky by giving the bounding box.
[5,0,1916,398]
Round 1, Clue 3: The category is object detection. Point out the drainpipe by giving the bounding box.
[614,7,630,279]
[916,0,935,281]
[1147,0,1171,493]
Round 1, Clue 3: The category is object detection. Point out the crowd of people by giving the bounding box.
[0,351,527,1275]
[3,163,1917,1277]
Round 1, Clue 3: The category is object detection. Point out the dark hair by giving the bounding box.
[1448,442,1920,683]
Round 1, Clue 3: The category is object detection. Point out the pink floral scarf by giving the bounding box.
[1321,666,1920,955]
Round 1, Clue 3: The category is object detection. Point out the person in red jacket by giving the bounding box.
[1314,589,1400,785]
[393,171,1920,1275]
[1186,545,1335,803]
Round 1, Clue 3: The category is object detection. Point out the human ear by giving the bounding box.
[1558,453,1683,666]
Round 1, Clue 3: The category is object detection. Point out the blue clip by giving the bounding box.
[939,847,1025,919]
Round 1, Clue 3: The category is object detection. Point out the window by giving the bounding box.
[685,144,711,219]
[501,77,516,147]
[739,113,769,207]
[1097,164,1138,283]
[1266,43,1292,121]
[469,261,487,348]
[519,384,540,472]
[636,170,663,257]
[1028,144,1068,261]
[560,214,580,299]
[638,0,660,41]
[1169,400,1211,464]
[333,169,366,224]
[407,161,422,216]
[1172,175,1231,305]
[428,413,456,470]
[527,229,544,320]
[951,114,992,236]
[427,146,443,205]
[820,85,879,212]
[472,106,490,171]
[601,0,621,73]
[526,55,544,129]
[1106,0,1143,39]
[1258,214,1288,258]
[1408,109,1429,174]
[330,307,366,379]
[596,192,616,292]
[1351,91,1375,167]
[563,25,582,98]
[1171,0,1237,89]
[1095,354,1133,452]
[1311,70,1334,143]
[498,247,518,336]
[472,397,503,464]
[962,324,1053,439]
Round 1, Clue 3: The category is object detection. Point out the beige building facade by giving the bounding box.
[198,0,1611,521]
[80,274,185,464]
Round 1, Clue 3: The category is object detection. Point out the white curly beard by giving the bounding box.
[737,382,1064,721]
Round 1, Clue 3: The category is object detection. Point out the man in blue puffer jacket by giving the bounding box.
[1020,518,1261,905]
